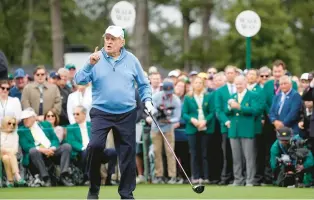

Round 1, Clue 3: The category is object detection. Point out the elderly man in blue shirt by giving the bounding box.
[74,25,153,200]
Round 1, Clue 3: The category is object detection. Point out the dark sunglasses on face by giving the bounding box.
[46,114,55,118]
[36,73,45,77]
[260,75,269,78]
[1,86,9,91]
[8,122,16,126]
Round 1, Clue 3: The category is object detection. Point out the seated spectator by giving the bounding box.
[65,105,117,184]
[18,108,73,187]
[0,116,26,187]
[67,84,92,124]
[0,80,22,124]
[44,110,65,143]
[9,68,27,100]
[270,127,314,187]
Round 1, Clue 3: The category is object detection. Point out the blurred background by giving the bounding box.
[1,0,314,75]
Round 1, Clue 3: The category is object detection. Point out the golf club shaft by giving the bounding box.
[148,112,193,187]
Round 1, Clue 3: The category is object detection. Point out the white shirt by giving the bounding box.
[67,86,92,124]
[227,83,236,95]
[237,89,247,104]
[151,86,160,95]
[0,96,22,125]
[79,122,89,150]
[30,122,51,148]
[278,88,292,115]
[194,93,206,131]
[247,83,257,91]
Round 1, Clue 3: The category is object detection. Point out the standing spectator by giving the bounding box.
[0,80,22,124]
[182,76,215,184]
[168,70,179,85]
[1,116,26,187]
[207,67,217,90]
[67,84,92,124]
[48,72,59,85]
[149,72,162,95]
[21,65,61,121]
[174,80,186,103]
[150,79,181,184]
[215,65,237,185]
[269,76,302,133]
[262,60,298,183]
[65,64,77,91]
[299,73,311,95]
[302,75,314,184]
[227,75,260,186]
[258,66,271,87]
[9,68,27,100]
[44,110,65,143]
[56,68,72,125]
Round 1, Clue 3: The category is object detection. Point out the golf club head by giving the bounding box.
[192,185,205,194]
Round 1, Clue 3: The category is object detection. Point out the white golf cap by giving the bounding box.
[103,25,124,38]
[21,108,37,119]
[168,70,179,77]
[300,73,310,80]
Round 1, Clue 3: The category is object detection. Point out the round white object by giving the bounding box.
[235,10,261,37]
[110,1,136,28]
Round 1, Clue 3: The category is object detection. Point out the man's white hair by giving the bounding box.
[279,75,292,84]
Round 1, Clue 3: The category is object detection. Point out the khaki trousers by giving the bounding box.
[1,152,19,182]
[151,129,176,177]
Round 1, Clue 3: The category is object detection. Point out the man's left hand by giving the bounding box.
[230,102,240,109]
[145,101,154,115]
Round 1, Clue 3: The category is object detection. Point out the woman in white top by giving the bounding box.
[67,84,92,124]
[0,116,26,187]
[0,80,22,124]
[44,110,65,143]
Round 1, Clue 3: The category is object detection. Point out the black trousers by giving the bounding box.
[187,132,210,180]
[254,133,266,184]
[80,148,117,177]
[29,143,72,179]
[264,119,277,183]
[86,108,137,199]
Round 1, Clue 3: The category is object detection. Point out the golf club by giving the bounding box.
[147,112,205,194]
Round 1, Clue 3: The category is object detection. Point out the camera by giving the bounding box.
[155,105,175,123]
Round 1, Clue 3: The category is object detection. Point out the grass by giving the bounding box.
[0,185,313,199]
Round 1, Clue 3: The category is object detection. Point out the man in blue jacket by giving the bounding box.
[269,75,302,133]
[74,25,153,200]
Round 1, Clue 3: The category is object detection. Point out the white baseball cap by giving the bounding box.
[168,70,179,77]
[21,108,37,119]
[103,25,124,38]
[300,73,310,80]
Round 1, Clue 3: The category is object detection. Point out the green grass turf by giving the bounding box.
[0,185,313,199]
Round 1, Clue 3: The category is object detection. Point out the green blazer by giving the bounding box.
[182,92,215,134]
[263,79,298,113]
[18,121,60,166]
[65,122,91,159]
[225,90,261,138]
[249,84,265,134]
[215,85,232,134]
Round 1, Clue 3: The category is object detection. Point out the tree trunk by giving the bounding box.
[182,10,191,72]
[201,2,212,70]
[22,0,34,66]
[50,0,64,70]
[134,0,150,71]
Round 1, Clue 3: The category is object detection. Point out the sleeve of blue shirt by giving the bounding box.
[133,57,152,102]
[74,59,94,85]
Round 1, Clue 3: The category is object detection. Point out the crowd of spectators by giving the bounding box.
[0,60,313,188]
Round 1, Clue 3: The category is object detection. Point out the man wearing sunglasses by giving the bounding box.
[21,66,61,122]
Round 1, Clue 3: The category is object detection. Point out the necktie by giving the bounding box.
[38,86,44,115]
[238,93,243,104]
[278,95,285,115]
[275,81,280,95]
